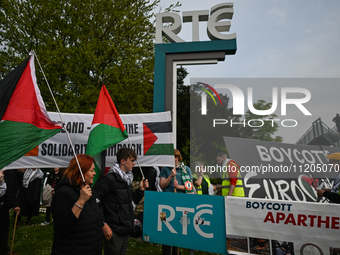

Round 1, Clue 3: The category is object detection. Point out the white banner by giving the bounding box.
[4,111,174,169]
[226,197,340,255]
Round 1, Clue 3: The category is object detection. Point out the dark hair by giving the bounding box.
[117,148,136,164]
[63,154,94,186]
[217,152,228,158]
[52,167,66,175]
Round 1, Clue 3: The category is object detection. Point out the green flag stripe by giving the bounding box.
[144,144,174,156]
[86,123,128,156]
[0,120,61,169]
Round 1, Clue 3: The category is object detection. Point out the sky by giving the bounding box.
[156,0,340,144]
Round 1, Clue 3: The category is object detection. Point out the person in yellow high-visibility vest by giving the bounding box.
[216,152,245,197]
[192,161,216,195]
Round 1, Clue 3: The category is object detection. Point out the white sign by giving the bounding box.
[4,111,174,169]
[225,197,340,255]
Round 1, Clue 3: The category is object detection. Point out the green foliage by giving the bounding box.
[189,84,242,166]
[0,0,161,114]
[176,66,190,164]
[241,100,283,142]
[9,213,53,255]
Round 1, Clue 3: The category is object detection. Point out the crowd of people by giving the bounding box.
[0,147,246,255]
[2,148,340,254]
[0,148,248,255]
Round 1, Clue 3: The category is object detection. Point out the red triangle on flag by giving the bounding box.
[143,123,158,154]
[91,85,126,132]
[2,55,61,130]
[301,175,318,188]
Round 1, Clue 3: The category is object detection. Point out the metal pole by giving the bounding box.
[32,51,85,183]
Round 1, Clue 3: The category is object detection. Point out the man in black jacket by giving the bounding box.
[0,170,20,255]
[95,148,148,255]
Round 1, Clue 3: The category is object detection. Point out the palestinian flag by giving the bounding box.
[86,85,128,184]
[0,54,62,170]
[143,121,174,156]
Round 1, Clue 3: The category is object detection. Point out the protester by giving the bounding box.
[193,161,216,195]
[159,149,194,194]
[333,113,340,133]
[95,147,149,255]
[159,149,194,255]
[316,152,340,203]
[17,168,43,226]
[41,167,65,226]
[216,152,245,197]
[136,166,162,192]
[0,170,20,255]
[51,154,103,255]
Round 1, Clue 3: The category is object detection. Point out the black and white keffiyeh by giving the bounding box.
[107,163,134,185]
[22,169,44,188]
[154,166,162,192]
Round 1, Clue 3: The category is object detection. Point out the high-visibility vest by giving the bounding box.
[193,174,211,195]
[222,160,245,197]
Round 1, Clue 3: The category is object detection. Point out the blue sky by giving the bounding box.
[156,0,340,143]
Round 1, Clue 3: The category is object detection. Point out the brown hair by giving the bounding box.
[117,148,136,164]
[174,149,182,162]
[63,154,94,186]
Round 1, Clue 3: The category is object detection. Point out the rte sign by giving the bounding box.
[155,3,236,43]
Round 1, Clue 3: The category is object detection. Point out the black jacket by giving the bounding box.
[324,190,340,203]
[46,171,62,189]
[17,177,42,217]
[0,170,19,211]
[51,179,103,255]
[95,171,144,236]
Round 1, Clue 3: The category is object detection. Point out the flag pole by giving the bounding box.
[127,137,145,179]
[32,51,85,184]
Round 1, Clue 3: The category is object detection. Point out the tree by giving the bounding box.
[176,66,190,163]
[188,83,243,165]
[0,0,162,114]
[240,100,283,142]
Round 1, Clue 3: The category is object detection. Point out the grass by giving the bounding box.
[8,210,217,255]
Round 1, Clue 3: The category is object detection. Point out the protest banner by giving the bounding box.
[226,196,340,255]
[3,111,174,169]
[224,137,340,202]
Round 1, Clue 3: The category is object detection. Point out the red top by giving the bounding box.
[227,160,240,186]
